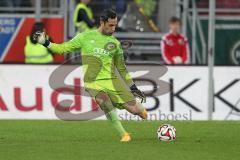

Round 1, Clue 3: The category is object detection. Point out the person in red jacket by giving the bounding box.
[161,17,190,64]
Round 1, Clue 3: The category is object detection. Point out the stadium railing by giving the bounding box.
[115,32,163,62]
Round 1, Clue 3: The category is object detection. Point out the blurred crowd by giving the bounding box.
[0,0,60,8]
[1,0,239,65]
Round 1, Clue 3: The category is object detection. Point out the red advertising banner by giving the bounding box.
[0,16,65,63]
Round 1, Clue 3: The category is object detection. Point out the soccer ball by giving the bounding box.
[157,124,176,141]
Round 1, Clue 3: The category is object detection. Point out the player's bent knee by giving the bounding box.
[95,92,114,113]
[95,92,110,105]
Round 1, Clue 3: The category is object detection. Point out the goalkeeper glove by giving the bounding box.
[33,31,51,47]
[130,84,146,103]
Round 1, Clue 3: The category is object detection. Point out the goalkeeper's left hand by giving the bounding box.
[130,84,146,103]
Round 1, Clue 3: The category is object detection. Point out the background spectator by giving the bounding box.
[161,17,190,64]
[74,0,95,33]
[24,22,54,63]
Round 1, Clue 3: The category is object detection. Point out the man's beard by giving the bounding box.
[103,31,113,36]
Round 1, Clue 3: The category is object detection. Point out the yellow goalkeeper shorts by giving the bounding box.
[85,79,135,109]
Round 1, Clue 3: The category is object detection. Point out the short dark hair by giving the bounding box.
[100,9,117,23]
[169,16,181,24]
[30,22,45,44]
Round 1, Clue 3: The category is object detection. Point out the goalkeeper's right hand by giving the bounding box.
[130,84,146,103]
[33,31,51,47]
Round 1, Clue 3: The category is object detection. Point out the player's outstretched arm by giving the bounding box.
[114,45,146,103]
[33,31,82,54]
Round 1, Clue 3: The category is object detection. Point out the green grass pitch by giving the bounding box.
[0,120,239,160]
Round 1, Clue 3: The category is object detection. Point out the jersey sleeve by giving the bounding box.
[161,38,174,64]
[49,33,83,54]
[114,42,134,87]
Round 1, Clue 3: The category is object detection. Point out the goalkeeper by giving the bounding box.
[34,9,147,142]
